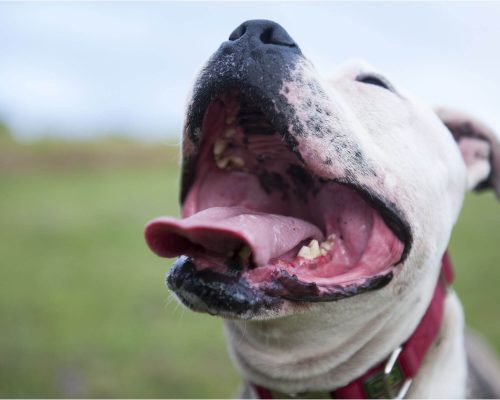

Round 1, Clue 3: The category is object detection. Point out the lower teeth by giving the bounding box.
[298,236,335,260]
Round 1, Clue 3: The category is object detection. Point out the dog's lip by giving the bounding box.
[166,255,393,318]
[166,256,282,319]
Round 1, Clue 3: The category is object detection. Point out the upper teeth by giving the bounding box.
[215,157,230,169]
[215,155,245,170]
[227,155,244,169]
[213,138,228,156]
[213,134,245,170]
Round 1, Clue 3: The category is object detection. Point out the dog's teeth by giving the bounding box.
[309,240,321,258]
[213,138,228,156]
[216,157,229,169]
[215,155,244,170]
[298,245,313,259]
[318,235,336,256]
[298,239,321,260]
[228,155,245,169]
[320,241,332,251]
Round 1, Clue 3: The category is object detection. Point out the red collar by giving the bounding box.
[252,252,454,399]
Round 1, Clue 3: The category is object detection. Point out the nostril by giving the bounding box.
[228,20,298,48]
[259,27,273,44]
[259,25,296,47]
[229,25,246,41]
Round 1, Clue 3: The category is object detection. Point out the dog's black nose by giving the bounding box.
[229,20,297,47]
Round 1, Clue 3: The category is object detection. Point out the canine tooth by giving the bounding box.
[320,249,328,256]
[216,157,229,169]
[213,138,228,156]
[308,240,321,258]
[228,155,245,169]
[298,245,313,259]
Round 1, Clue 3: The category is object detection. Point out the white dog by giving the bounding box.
[145,20,500,398]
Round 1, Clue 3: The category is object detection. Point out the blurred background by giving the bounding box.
[1,2,499,398]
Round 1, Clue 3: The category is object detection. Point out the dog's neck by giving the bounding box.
[224,261,440,395]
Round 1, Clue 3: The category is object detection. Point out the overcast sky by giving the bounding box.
[1,1,499,141]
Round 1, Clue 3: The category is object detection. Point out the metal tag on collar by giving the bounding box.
[383,346,412,399]
[363,346,412,399]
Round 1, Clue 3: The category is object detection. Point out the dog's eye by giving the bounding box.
[356,73,394,92]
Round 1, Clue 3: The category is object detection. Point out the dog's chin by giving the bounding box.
[166,256,283,320]
[146,91,412,320]
[166,255,395,320]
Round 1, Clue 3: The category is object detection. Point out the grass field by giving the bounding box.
[0,141,499,398]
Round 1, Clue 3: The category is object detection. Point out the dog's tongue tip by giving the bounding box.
[144,206,323,266]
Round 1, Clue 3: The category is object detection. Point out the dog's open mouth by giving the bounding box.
[145,92,410,309]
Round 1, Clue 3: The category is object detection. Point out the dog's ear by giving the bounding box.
[436,107,500,198]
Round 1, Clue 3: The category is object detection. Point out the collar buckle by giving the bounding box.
[382,346,412,399]
[362,346,412,399]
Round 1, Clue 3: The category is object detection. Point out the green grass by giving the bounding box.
[0,145,499,398]
[450,191,500,349]
[0,162,239,398]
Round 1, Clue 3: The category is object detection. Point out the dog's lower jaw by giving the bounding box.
[224,269,467,398]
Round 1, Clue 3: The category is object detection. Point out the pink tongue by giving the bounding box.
[144,206,324,267]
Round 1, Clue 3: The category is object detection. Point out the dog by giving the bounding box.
[144,20,500,398]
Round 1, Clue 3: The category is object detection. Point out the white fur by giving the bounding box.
[221,60,476,398]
